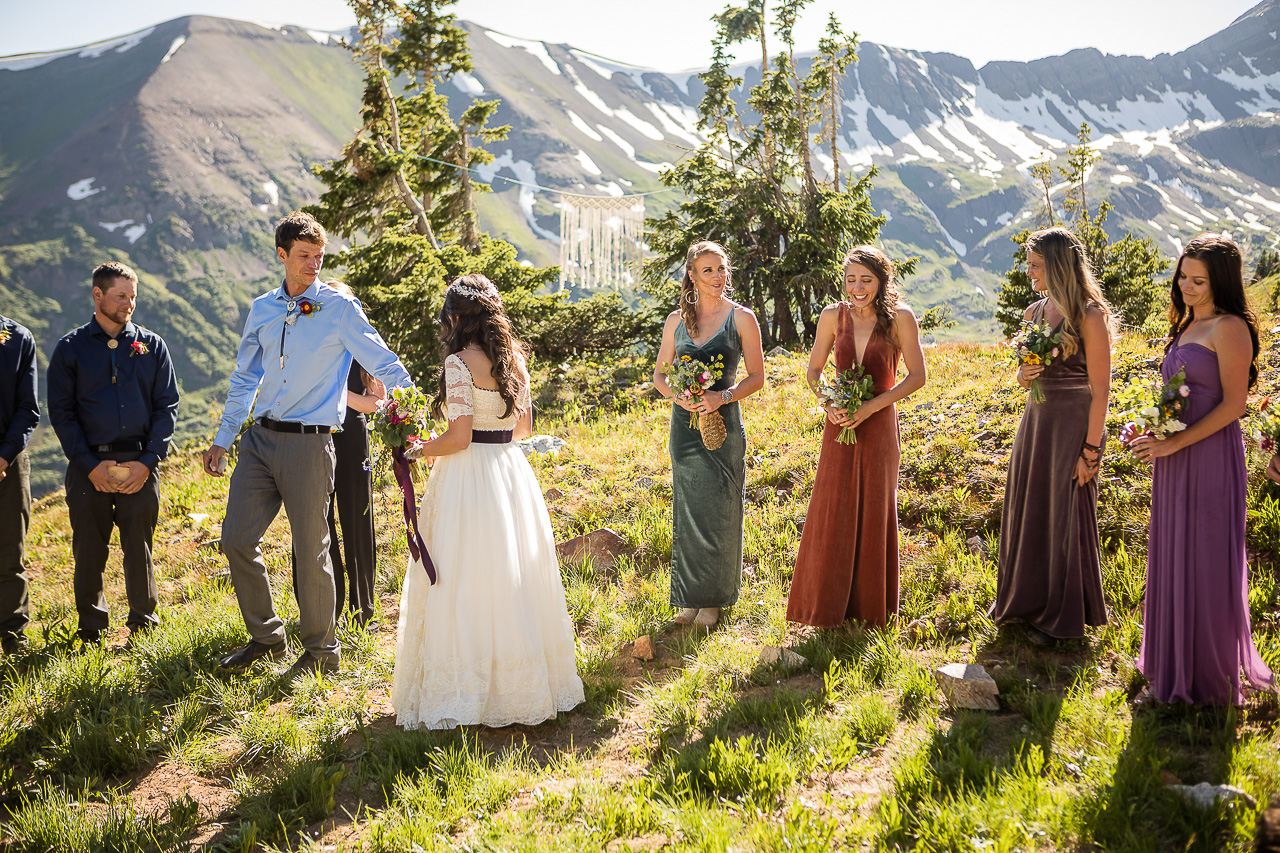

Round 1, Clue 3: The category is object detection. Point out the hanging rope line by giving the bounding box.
[404,152,653,289]
[408,152,676,198]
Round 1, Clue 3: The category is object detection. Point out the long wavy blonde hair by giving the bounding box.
[679,240,732,338]
[1025,227,1114,357]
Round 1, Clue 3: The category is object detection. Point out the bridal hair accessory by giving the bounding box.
[449,281,498,302]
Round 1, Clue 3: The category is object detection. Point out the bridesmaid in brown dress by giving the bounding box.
[991,226,1113,644]
[787,246,927,628]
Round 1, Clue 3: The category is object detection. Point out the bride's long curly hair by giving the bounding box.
[432,274,527,420]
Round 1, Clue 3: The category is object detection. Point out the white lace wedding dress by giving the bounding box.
[391,354,584,729]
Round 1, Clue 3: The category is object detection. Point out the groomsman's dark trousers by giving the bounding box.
[291,411,377,624]
[0,451,31,641]
[65,450,161,641]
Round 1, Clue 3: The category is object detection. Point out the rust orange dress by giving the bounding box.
[786,304,901,628]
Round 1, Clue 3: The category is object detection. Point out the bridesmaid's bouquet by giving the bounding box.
[1252,396,1280,453]
[1010,320,1062,404]
[369,385,437,583]
[1115,367,1190,448]
[661,353,726,430]
[816,364,876,444]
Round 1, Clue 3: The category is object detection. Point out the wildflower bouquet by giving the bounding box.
[661,353,726,430]
[1115,367,1190,448]
[1010,320,1062,404]
[370,385,430,449]
[817,365,876,444]
[369,384,436,583]
[1253,396,1280,454]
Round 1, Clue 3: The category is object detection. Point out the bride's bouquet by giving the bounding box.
[1010,320,1062,404]
[817,364,876,444]
[661,353,728,449]
[1115,367,1190,449]
[369,385,437,583]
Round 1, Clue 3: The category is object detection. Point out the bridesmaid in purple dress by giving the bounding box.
[1130,234,1275,705]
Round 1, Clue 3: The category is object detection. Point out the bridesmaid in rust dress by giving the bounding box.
[787,246,926,628]
[991,227,1113,645]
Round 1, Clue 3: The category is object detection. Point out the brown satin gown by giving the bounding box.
[990,300,1107,638]
[787,304,901,628]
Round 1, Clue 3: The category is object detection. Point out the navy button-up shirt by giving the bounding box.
[0,316,40,465]
[47,316,180,474]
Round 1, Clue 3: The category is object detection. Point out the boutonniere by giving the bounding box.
[0,330,9,345]
[130,341,149,357]
[285,298,322,325]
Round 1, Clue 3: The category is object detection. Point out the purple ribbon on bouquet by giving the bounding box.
[391,446,436,584]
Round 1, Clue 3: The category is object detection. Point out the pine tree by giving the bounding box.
[307,0,644,375]
[641,1,907,348]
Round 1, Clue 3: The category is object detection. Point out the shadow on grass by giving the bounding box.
[1078,703,1251,852]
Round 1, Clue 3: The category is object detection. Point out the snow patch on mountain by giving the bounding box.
[574,150,602,176]
[644,103,700,146]
[0,26,155,71]
[475,151,559,243]
[161,36,186,64]
[452,72,484,95]
[565,110,603,141]
[484,30,560,76]
[79,27,155,59]
[67,178,103,200]
[597,125,636,158]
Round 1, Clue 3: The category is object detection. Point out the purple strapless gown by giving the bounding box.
[1138,340,1275,705]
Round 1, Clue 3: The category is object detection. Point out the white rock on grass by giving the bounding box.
[519,434,566,456]
[1167,782,1257,810]
[759,645,808,670]
[934,662,1000,711]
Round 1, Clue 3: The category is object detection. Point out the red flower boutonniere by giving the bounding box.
[285,298,322,325]
[0,330,9,346]
[130,341,149,357]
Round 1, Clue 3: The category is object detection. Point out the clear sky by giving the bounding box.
[0,0,1260,70]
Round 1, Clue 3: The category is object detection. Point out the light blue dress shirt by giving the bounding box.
[213,280,413,449]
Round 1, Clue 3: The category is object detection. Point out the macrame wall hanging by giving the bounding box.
[558,194,645,290]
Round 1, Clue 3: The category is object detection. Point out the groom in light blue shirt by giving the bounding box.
[203,211,413,680]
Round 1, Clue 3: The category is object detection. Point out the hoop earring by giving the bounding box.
[685,289,699,304]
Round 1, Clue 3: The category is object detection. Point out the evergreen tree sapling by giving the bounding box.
[307,0,645,378]
[642,1,911,348]
[996,123,1170,339]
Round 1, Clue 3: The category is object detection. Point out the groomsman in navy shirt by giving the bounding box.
[203,211,412,680]
[48,262,180,645]
[0,315,39,654]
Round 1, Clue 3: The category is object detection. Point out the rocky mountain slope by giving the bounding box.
[450,0,1280,332]
[4,3,1280,491]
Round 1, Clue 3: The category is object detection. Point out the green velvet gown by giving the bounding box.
[669,308,746,609]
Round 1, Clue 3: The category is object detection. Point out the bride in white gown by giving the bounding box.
[391,274,584,729]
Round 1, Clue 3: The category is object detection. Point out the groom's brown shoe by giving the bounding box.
[218,640,287,674]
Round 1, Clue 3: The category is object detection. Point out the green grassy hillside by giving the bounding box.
[0,330,1277,851]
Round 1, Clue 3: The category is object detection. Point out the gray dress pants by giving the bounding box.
[221,425,339,662]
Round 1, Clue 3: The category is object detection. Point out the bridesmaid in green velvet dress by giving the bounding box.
[653,241,765,628]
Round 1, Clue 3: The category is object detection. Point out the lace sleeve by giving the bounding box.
[444,355,474,421]
[518,382,532,415]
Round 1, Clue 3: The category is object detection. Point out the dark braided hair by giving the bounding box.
[432,274,528,419]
